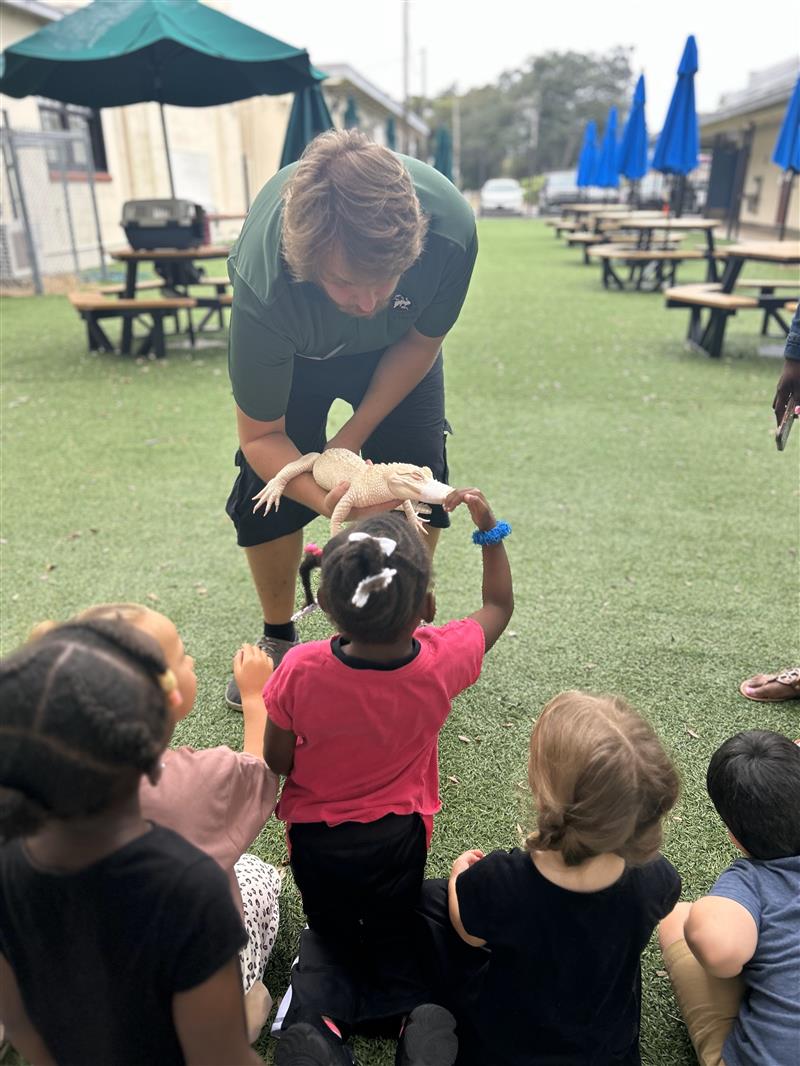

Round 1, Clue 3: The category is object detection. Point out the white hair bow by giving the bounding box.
[351,568,397,608]
[348,531,397,557]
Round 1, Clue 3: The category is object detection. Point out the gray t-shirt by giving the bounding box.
[710,855,800,1066]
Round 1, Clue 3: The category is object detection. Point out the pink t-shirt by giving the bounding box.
[265,618,485,828]
[139,746,278,913]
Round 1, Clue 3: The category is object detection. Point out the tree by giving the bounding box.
[416,48,633,188]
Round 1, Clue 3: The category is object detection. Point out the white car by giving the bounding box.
[479,178,524,216]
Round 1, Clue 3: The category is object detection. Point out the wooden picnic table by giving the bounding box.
[110,245,231,354]
[601,217,721,281]
[668,240,800,356]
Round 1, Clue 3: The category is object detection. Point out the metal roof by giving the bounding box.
[317,62,429,137]
[700,58,799,127]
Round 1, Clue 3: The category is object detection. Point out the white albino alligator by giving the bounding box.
[252,448,452,536]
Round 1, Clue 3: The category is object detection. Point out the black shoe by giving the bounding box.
[275,1022,355,1065]
[224,635,298,710]
[396,1004,458,1066]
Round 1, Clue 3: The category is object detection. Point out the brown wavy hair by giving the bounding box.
[281,129,429,283]
[525,691,679,867]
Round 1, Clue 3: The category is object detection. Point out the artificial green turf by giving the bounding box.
[1,220,798,1065]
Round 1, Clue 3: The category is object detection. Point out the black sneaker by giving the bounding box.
[224,635,298,711]
[396,1004,458,1066]
[275,1022,355,1065]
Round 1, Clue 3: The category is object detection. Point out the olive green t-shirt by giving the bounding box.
[227,155,478,422]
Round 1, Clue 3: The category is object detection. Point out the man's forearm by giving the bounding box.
[343,332,443,446]
[242,433,328,513]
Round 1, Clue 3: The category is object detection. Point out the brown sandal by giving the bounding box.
[739,668,800,702]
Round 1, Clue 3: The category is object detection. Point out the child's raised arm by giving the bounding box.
[232,644,272,758]
[445,488,514,653]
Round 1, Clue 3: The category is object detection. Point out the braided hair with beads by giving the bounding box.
[0,617,173,842]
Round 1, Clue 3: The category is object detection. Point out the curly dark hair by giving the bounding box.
[319,513,432,644]
[0,617,171,841]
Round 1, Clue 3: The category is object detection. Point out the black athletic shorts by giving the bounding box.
[226,348,451,547]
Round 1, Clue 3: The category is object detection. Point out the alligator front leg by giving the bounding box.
[402,499,429,536]
[252,453,321,516]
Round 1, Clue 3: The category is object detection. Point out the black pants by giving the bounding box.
[226,349,451,546]
[283,814,432,1030]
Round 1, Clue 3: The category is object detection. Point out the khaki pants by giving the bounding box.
[663,939,745,1066]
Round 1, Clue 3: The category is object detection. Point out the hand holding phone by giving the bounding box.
[775,393,798,452]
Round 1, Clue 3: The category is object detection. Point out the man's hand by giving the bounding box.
[233,644,273,701]
[322,480,403,523]
[773,359,800,425]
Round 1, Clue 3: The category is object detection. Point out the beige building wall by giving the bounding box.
[1,0,287,276]
[702,103,799,234]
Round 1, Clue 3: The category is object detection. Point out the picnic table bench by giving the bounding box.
[69,292,197,359]
[588,242,707,291]
[664,241,800,356]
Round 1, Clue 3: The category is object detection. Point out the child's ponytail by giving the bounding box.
[526,691,679,868]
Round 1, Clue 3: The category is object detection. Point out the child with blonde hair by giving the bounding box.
[447,691,681,1066]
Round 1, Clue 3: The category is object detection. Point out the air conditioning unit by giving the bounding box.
[0,219,33,282]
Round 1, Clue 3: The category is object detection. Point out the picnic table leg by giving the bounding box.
[704,231,718,283]
[84,312,114,353]
[216,284,226,329]
[687,306,703,346]
[152,314,166,359]
[718,256,745,295]
[121,261,137,355]
[699,309,730,358]
[758,287,776,335]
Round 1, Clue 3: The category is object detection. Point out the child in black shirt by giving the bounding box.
[0,617,261,1066]
[447,690,681,1066]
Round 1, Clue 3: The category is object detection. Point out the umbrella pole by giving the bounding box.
[778,172,795,241]
[160,103,176,198]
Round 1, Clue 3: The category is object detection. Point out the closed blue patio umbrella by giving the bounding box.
[618,75,648,204]
[772,74,800,239]
[594,107,620,191]
[343,95,360,129]
[653,35,699,216]
[576,120,599,193]
[280,82,334,168]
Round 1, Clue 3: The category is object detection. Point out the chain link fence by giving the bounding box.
[1,120,107,293]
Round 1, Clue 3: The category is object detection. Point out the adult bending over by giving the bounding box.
[224,129,477,707]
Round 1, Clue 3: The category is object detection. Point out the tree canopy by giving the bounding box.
[415,47,634,189]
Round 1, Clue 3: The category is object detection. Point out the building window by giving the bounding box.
[38,101,108,173]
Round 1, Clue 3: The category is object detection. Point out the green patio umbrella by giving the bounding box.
[432,126,453,182]
[280,83,334,168]
[0,0,324,195]
[344,95,360,129]
[385,116,397,150]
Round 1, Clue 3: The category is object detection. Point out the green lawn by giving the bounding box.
[1,220,798,1065]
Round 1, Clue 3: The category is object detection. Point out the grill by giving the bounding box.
[121,199,207,250]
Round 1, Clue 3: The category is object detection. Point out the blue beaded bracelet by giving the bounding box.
[472,521,511,546]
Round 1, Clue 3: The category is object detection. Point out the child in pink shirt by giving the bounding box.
[264,489,513,1065]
